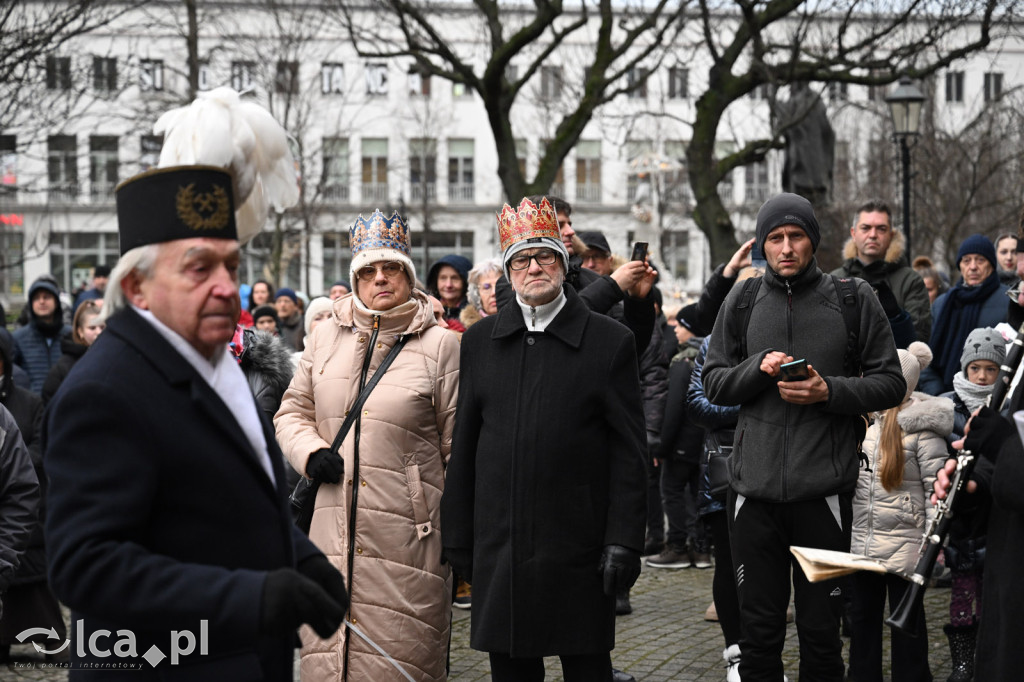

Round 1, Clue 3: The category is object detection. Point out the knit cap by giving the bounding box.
[274,287,298,304]
[960,326,1006,372]
[899,341,932,402]
[303,296,335,336]
[754,193,822,256]
[956,234,998,270]
[251,305,279,328]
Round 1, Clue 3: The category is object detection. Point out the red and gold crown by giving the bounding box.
[497,197,559,252]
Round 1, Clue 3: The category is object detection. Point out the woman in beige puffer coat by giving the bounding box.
[848,342,952,682]
[275,276,459,681]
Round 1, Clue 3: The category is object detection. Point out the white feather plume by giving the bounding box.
[153,87,299,244]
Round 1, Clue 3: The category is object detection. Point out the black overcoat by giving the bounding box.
[441,286,647,657]
[44,307,321,681]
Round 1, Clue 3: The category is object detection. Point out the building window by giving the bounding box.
[664,140,691,205]
[322,232,353,293]
[322,137,349,202]
[365,63,388,95]
[274,61,299,95]
[541,66,562,99]
[408,66,430,96]
[231,61,256,92]
[322,63,345,94]
[1,135,16,196]
[515,139,528,178]
[197,61,211,91]
[669,67,689,99]
[744,159,770,204]
[541,140,565,197]
[448,139,474,203]
[945,71,964,103]
[140,134,162,173]
[452,81,469,98]
[575,140,601,203]
[241,231,300,289]
[409,138,437,202]
[715,141,736,205]
[361,138,388,202]
[627,67,648,99]
[89,136,118,201]
[625,140,653,203]
[410,230,474,276]
[984,72,1003,102]
[0,228,25,297]
[48,135,78,202]
[139,59,164,92]
[49,232,118,294]
[505,64,518,84]
[93,56,117,93]
[828,81,848,101]
[46,56,72,90]
[660,230,690,281]
[749,83,774,101]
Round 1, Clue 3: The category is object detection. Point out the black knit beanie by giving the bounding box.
[755,193,821,255]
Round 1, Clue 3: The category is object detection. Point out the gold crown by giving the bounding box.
[497,197,559,252]
[350,209,411,257]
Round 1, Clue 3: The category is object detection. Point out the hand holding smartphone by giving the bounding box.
[631,241,649,262]
[778,359,809,382]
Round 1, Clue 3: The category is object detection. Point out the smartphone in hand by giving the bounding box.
[779,359,809,382]
[631,241,649,262]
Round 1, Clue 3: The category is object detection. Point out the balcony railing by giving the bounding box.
[361,182,389,203]
[744,186,771,204]
[90,184,116,203]
[322,184,350,203]
[576,183,601,203]
[410,182,436,201]
[448,183,474,203]
[48,183,80,203]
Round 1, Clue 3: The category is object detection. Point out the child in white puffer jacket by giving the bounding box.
[848,341,953,682]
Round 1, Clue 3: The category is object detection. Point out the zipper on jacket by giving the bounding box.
[783,278,794,500]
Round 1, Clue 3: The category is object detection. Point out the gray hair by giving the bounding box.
[101,244,161,320]
[466,257,503,310]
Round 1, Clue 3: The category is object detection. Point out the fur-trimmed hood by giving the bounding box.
[841,227,907,266]
[460,302,483,329]
[890,391,955,437]
[240,328,294,407]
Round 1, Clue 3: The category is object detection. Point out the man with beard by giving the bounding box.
[14,278,71,394]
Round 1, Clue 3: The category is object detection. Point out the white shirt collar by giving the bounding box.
[516,290,567,332]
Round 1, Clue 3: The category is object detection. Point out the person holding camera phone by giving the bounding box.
[703,193,905,682]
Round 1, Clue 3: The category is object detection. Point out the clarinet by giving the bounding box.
[886,318,1024,636]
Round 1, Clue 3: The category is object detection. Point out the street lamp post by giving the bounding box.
[885,76,926,259]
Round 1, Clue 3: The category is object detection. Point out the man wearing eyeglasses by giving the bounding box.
[442,197,648,682]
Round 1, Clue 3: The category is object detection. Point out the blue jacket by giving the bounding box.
[14,279,71,394]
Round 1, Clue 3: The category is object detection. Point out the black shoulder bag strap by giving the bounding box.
[291,334,410,533]
[831,275,861,377]
[737,276,761,360]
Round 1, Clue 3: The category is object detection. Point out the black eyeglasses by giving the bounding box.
[508,250,558,271]
[356,262,405,282]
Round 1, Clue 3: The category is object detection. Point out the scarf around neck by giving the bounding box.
[953,372,995,412]
[930,271,1001,391]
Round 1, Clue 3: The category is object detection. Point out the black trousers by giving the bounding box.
[662,457,705,550]
[847,571,932,682]
[707,509,742,646]
[488,651,612,682]
[729,491,852,682]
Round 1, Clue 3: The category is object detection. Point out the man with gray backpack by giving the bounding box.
[702,193,905,682]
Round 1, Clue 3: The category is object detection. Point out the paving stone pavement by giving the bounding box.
[2,562,955,681]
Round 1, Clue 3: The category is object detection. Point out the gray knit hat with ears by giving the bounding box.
[960,326,1006,372]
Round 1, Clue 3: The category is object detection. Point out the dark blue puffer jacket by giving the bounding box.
[13,279,71,394]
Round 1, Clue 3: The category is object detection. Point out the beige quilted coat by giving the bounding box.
[275,290,459,681]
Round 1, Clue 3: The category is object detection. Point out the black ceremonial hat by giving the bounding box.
[115,165,237,255]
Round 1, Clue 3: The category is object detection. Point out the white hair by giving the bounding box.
[101,244,161,321]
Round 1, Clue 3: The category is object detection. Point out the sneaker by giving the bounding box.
[723,644,741,682]
[704,600,719,622]
[615,590,633,615]
[692,551,713,569]
[453,578,471,610]
[646,545,692,569]
[643,535,665,556]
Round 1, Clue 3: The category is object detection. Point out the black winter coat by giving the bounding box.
[0,402,38,595]
[45,307,321,680]
[639,313,670,441]
[41,335,87,406]
[441,286,647,657]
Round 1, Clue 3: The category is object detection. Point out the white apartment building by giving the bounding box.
[1,2,1019,305]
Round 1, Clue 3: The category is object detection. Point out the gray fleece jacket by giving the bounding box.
[702,260,906,502]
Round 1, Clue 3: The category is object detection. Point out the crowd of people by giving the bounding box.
[0,149,1021,682]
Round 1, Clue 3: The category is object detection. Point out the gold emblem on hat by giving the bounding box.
[176,183,231,231]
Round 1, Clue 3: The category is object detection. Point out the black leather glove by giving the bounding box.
[964,405,1016,464]
[442,547,473,583]
[297,554,349,615]
[260,568,345,639]
[597,544,641,596]
[306,448,344,484]
[872,282,901,319]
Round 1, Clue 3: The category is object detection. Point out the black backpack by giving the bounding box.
[735,274,862,377]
